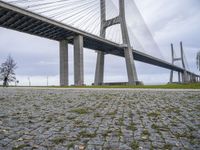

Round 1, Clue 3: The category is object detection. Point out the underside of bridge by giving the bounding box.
[0,0,199,86]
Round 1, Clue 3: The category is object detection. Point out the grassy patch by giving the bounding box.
[165,107,181,114]
[174,132,195,139]
[67,143,74,149]
[151,123,169,131]
[102,130,112,137]
[67,115,76,120]
[118,117,124,126]
[147,111,161,118]
[130,140,139,150]
[107,110,117,116]
[94,112,101,118]
[12,144,29,150]
[127,123,137,131]
[163,144,173,150]
[194,105,200,111]
[79,131,96,138]
[36,83,200,89]
[51,136,66,144]
[115,128,123,137]
[70,108,89,114]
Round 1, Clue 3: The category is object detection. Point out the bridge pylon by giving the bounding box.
[94,0,138,85]
[169,42,188,83]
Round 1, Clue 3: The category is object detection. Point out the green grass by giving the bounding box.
[70,108,89,114]
[130,140,139,150]
[67,143,74,149]
[78,83,200,89]
[127,123,137,131]
[12,144,29,150]
[51,136,66,144]
[79,131,96,138]
[147,111,161,118]
[163,144,173,150]
[94,112,101,117]
[13,83,200,89]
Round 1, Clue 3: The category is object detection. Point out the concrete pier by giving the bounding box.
[94,51,104,85]
[178,72,181,83]
[74,35,84,86]
[94,0,138,85]
[60,40,68,86]
[120,0,138,84]
[169,42,196,84]
[94,0,106,85]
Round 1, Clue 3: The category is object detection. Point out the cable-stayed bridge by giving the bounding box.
[0,0,199,86]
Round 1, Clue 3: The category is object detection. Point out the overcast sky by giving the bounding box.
[0,0,200,86]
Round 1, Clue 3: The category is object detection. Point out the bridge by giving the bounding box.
[0,0,199,86]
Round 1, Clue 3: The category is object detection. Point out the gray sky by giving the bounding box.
[0,0,200,86]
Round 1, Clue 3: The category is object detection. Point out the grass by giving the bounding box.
[151,123,169,131]
[127,122,137,131]
[67,143,74,149]
[163,144,173,150]
[102,130,112,137]
[165,107,181,114]
[130,140,139,150]
[51,136,66,144]
[70,108,89,114]
[12,144,29,150]
[94,112,101,118]
[79,131,96,138]
[174,131,195,139]
[147,111,161,118]
[107,109,117,116]
[118,117,124,126]
[11,83,200,89]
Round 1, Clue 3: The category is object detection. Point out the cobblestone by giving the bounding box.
[0,88,200,149]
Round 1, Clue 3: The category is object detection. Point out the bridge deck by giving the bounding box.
[0,1,198,76]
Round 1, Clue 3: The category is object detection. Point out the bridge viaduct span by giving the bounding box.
[0,0,199,86]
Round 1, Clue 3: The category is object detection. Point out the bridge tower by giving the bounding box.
[170,42,188,83]
[94,0,138,85]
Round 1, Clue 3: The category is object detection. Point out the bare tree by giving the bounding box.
[197,51,200,71]
[0,55,17,87]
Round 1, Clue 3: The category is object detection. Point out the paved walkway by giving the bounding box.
[0,88,200,150]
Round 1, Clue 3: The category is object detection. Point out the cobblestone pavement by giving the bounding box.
[0,88,200,150]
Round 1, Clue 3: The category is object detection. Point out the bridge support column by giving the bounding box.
[191,75,193,82]
[190,74,193,82]
[124,47,138,84]
[170,70,173,83]
[74,35,84,86]
[182,71,188,83]
[94,0,106,85]
[178,72,181,83]
[169,44,174,83]
[188,73,191,83]
[94,51,104,85]
[195,76,197,83]
[60,40,68,86]
[94,0,138,85]
[120,0,138,84]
